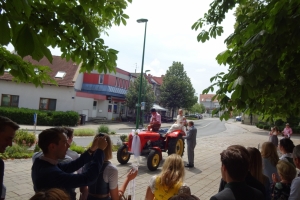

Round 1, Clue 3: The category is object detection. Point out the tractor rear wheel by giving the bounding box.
[167,135,185,156]
[147,150,161,171]
[117,145,131,164]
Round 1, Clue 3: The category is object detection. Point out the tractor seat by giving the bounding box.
[158,128,168,137]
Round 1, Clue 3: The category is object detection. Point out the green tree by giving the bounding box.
[125,75,155,114]
[0,0,131,87]
[188,103,205,114]
[160,62,197,118]
[192,0,300,120]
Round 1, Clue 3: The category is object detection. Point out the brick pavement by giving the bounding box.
[4,121,300,200]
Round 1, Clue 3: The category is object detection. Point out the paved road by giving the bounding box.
[73,118,225,147]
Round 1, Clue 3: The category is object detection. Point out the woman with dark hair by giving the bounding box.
[278,138,295,166]
[269,126,279,147]
[261,142,279,183]
[84,133,138,200]
[247,147,271,200]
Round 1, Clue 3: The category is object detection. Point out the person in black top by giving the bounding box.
[211,145,264,200]
[0,116,20,200]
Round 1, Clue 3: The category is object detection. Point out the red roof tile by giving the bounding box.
[0,56,79,87]
[200,94,219,102]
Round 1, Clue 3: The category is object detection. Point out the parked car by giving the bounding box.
[236,116,242,121]
[196,114,203,119]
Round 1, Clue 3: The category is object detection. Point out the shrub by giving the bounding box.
[73,129,95,136]
[14,130,36,146]
[0,107,79,126]
[70,145,85,154]
[69,142,85,154]
[120,134,128,142]
[109,131,116,135]
[98,125,110,134]
[0,144,33,159]
[263,125,270,130]
[34,144,41,152]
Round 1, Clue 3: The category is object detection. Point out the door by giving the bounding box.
[107,104,113,120]
[82,109,89,121]
[92,101,97,118]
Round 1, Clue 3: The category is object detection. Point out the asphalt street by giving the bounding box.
[73,118,225,147]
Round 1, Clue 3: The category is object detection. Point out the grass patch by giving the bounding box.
[98,125,110,134]
[112,145,120,152]
[0,144,33,159]
[73,129,95,136]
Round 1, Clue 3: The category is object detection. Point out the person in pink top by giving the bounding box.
[282,123,293,138]
[147,109,161,132]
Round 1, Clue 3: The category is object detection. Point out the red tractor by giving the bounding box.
[117,129,186,171]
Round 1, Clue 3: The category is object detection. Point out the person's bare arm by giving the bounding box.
[145,186,154,200]
[119,169,138,194]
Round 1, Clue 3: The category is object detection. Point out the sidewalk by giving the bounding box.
[4,121,300,200]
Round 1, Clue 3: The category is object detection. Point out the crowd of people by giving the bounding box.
[1,115,300,200]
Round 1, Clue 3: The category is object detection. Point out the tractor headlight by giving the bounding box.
[147,140,151,146]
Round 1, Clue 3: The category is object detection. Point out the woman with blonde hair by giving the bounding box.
[271,160,296,200]
[247,147,271,200]
[29,188,70,200]
[261,142,279,183]
[84,133,138,200]
[145,154,189,200]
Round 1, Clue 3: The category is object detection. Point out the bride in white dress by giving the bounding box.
[167,109,187,133]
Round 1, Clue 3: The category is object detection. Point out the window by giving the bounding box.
[99,74,104,84]
[115,78,118,87]
[55,71,66,78]
[122,80,125,88]
[39,98,57,110]
[118,78,121,88]
[1,94,19,107]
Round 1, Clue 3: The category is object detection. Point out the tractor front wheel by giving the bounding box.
[147,150,161,171]
[117,145,131,164]
[168,135,185,156]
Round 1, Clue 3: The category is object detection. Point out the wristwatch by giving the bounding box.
[87,148,96,155]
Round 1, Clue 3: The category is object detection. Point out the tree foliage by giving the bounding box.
[160,62,197,118]
[0,0,131,87]
[125,75,155,113]
[188,103,206,114]
[192,0,300,120]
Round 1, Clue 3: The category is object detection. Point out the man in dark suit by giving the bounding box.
[210,145,264,200]
[183,121,197,168]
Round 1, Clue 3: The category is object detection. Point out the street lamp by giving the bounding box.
[141,69,151,127]
[135,18,148,129]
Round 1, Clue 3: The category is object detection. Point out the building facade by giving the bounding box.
[199,94,220,113]
[0,56,134,121]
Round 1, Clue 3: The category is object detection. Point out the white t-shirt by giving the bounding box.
[289,176,300,200]
[103,163,118,190]
[280,153,293,162]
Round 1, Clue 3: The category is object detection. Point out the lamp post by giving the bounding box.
[135,18,148,129]
[141,69,151,127]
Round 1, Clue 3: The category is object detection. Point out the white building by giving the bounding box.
[0,56,134,121]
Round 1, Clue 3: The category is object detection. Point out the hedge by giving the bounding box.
[0,107,79,126]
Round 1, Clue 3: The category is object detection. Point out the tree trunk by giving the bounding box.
[171,108,175,122]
